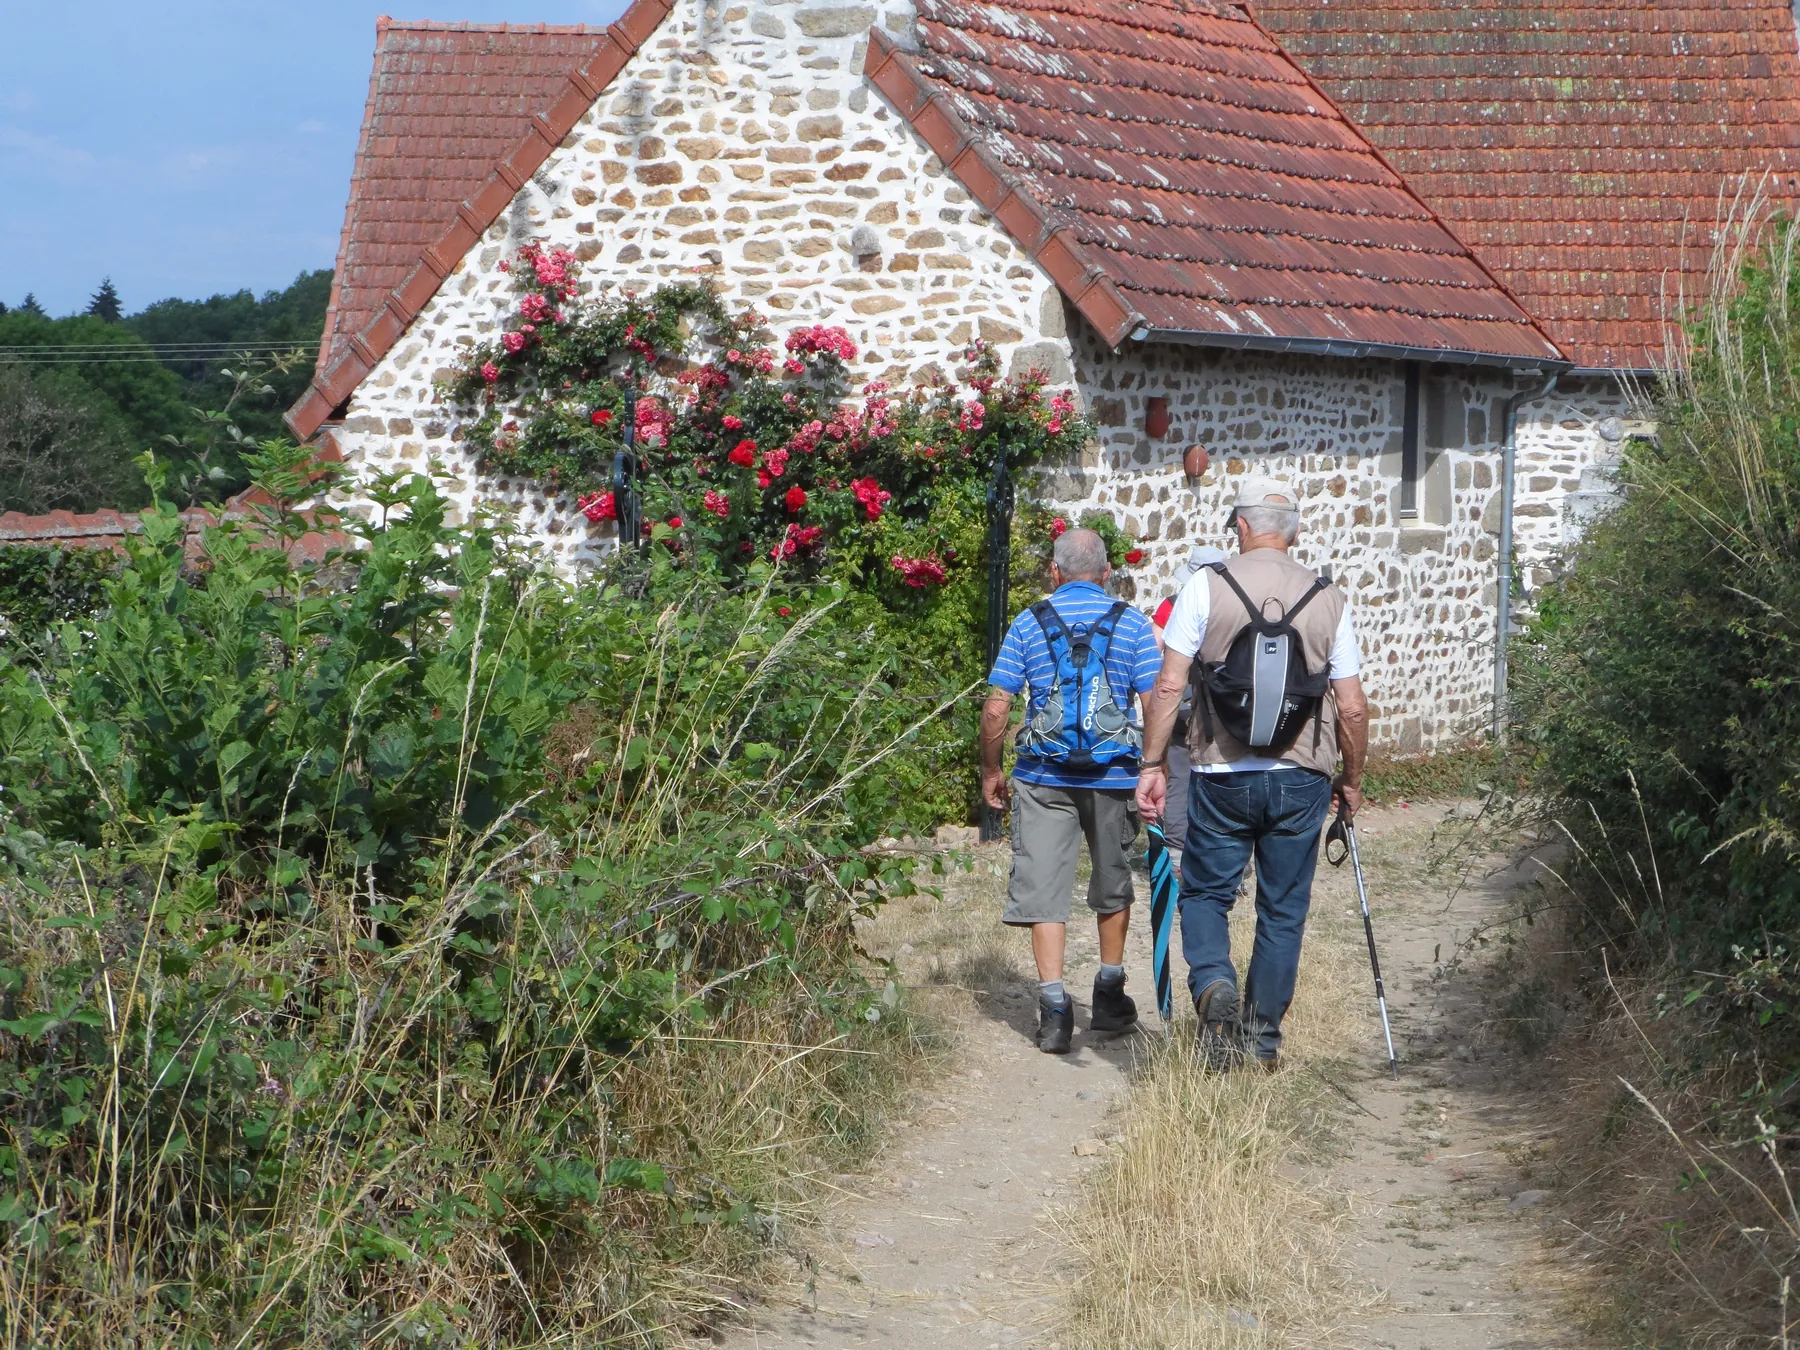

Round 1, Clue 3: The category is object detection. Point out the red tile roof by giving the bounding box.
[288,3,676,441]
[1249,0,1800,371]
[867,0,1565,368]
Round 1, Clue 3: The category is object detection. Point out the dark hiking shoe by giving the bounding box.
[1036,997,1074,1054]
[1253,1053,1280,1075]
[1089,973,1138,1033]
[1195,978,1245,1072]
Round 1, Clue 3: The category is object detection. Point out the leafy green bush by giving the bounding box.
[1512,214,1800,1079]
[0,447,946,1344]
[0,545,116,646]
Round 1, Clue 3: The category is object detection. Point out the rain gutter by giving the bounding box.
[1132,326,1570,374]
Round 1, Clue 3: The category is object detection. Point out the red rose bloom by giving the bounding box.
[667,516,684,529]
[1125,548,1143,565]
[778,606,792,617]
[728,439,757,467]
[591,409,613,426]
[784,486,808,514]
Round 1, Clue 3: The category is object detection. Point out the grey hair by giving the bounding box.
[1052,527,1110,579]
[1236,504,1300,544]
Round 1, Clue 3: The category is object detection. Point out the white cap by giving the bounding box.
[1232,475,1299,512]
[1171,543,1227,588]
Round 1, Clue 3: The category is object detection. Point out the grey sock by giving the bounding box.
[1039,979,1068,1007]
[1097,963,1125,986]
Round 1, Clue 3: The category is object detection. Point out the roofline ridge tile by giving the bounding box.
[372,19,607,34]
[287,0,677,442]
[865,27,1147,347]
[1237,0,1566,360]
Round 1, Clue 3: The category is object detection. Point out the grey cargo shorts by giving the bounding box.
[1003,778,1140,926]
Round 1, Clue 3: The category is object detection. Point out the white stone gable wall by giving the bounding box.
[328,0,1070,570]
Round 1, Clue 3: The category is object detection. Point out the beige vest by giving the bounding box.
[1187,547,1346,777]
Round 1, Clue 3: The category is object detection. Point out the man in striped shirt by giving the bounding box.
[980,528,1162,1053]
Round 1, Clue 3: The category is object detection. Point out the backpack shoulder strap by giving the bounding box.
[1029,599,1075,652]
[1090,600,1129,641]
[1283,576,1331,625]
[1211,561,1265,625]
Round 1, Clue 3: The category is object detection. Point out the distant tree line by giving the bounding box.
[0,271,332,515]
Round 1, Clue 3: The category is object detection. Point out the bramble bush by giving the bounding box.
[0,445,949,1344]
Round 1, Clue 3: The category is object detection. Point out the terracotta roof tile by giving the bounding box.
[1252,0,1800,369]
[871,0,1563,367]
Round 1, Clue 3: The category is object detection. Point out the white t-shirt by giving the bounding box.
[1163,566,1360,774]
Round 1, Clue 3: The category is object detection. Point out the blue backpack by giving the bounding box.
[1014,600,1143,768]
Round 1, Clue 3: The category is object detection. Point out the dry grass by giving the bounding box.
[1058,850,1382,1348]
[1465,881,1800,1348]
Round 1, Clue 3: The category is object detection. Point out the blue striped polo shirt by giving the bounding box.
[988,580,1162,789]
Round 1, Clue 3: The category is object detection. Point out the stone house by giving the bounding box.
[284,0,1798,753]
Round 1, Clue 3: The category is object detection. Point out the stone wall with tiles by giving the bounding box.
[1508,375,1646,593]
[320,0,1606,753]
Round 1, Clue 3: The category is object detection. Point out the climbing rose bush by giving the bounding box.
[453,245,1097,582]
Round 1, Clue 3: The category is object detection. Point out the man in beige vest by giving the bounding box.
[1137,478,1370,1070]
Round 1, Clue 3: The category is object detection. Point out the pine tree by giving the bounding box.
[86,278,123,323]
[19,294,46,317]
[0,300,8,316]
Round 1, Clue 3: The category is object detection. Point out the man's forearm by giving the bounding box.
[980,691,1013,772]
[1333,683,1369,785]
[1141,648,1194,764]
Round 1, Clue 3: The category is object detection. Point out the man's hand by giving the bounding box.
[982,766,1011,812]
[1332,775,1364,821]
[1136,765,1167,822]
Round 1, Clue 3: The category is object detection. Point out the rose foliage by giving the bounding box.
[452,247,1100,817]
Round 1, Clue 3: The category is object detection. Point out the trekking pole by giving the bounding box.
[1325,810,1399,1077]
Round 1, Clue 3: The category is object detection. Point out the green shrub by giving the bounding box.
[0,447,945,1344]
[0,546,117,646]
[1512,214,1800,1084]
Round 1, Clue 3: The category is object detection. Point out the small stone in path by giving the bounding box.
[1508,1188,1551,1212]
[1073,1139,1102,1156]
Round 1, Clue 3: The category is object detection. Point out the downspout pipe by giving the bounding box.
[1493,374,1559,742]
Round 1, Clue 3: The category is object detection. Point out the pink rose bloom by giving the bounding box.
[480,361,500,384]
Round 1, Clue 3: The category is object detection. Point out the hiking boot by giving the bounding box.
[1253,1053,1280,1075]
[1194,978,1245,1072]
[1089,973,1138,1033]
[1036,997,1074,1054]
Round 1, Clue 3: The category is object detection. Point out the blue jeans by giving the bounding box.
[1178,769,1333,1059]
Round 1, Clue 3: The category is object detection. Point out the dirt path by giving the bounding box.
[719,806,1578,1349]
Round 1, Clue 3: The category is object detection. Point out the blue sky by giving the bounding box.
[0,0,631,317]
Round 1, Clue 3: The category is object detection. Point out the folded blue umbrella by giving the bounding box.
[1145,821,1177,1028]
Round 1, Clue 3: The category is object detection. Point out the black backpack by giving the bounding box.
[1194,563,1332,756]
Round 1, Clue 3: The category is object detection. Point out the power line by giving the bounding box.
[0,342,310,353]
[0,342,314,367]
